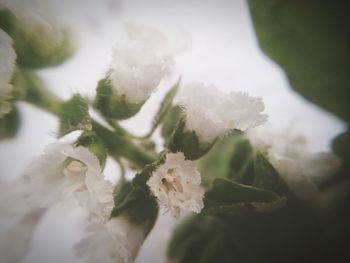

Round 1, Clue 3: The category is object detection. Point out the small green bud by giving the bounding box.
[58,94,92,137]
[8,12,74,69]
[0,7,15,34]
[94,77,145,120]
[75,131,107,169]
[168,118,214,160]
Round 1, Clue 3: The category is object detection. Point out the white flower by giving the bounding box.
[175,82,268,143]
[0,29,16,118]
[0,142,114,263]
[147,152,204,218]
[109,25,178,104]
[1,142,114,221]
[248,127,340,198]
[75,216,146,263]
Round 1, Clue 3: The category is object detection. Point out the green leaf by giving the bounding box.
[94,77,145,120]
[198,134,251,188]
[248,0,350,122]
[111,159,162,232]
[169,196,336,263]
[168,214,254,263]
[0,106,20,139]
[252,152,290,196]
[147,79,180,137]
[59,94,92,137]
[332,129,350,172]
[204,178,285,215]
[228,138,255,184]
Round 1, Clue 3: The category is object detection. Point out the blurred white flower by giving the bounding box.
[0,142,114,262]
[147,152,204,218]
[175,82,268,143]
[1,142,114,221]
[109,25,181,104]
[248,127,341,198]
[0,29,16,118]
[75,216,146,263]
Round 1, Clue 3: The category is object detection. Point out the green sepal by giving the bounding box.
[75,131,107,168]
[161,105,182,145]
[0,7,15,34]
[110,154,166,231]
[94,77,145,120]
[58,94,92,137]
[146,79,180,137]
[204,178,286,215]
[0,106,20,140]
[168,118,214,160]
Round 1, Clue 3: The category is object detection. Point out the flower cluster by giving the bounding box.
[0,13,280,263]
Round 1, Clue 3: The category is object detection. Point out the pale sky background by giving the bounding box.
[0,0,346,262]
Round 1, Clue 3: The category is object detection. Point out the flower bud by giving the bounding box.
[94,77,146,120]
[169,82,268,159]
[95,25,177,120]
[5,10,74,69]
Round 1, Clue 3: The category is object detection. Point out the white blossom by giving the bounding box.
[0,29,16,118]
[247,127,340,198]
[147,152,204,218]
[75,216,146,263]
[109,25,179,104]
[175,82,268,143]
[0,142,114,262]
[0,142,114,221]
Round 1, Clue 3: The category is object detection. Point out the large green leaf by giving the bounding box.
[248,0,350,122]
[204,178,286,215]
[252,152,291,196]
[198,134,247,188]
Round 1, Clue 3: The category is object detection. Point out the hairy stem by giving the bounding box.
[21,82,156,168]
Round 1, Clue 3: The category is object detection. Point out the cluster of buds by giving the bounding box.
[0,7,273,263]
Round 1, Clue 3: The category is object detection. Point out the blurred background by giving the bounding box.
[0,0,346,262]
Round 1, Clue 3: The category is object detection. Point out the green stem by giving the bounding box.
[92,120,156,168]
[20,78,156,168]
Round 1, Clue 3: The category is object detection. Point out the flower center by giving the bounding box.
[160,170,183,194]
[63,159,87,178]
